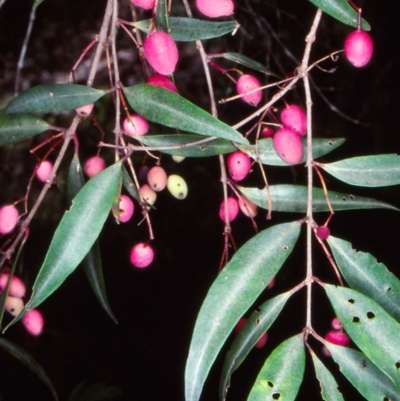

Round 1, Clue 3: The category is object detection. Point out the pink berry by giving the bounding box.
[236,74,262,106]
[130,242,154,268]
[331,317,343,331]
[227,151,251,181]
[267,277,275,289]
[0,205,19,234]
[234,317,247,333]
[123,114,150,137]
[316,226,330,240]
[345,30,373,68]
[147,166,168,192]
[261,126,274,138]
[84,156,106,178]
[238,195,258,218]
[280,105,307,136]
[273,128,304,165]
[130,0,155,10]
[36,160,53,182]
[325,330,350,347]
[140,184,157,206]
[5,296,24,316]
[219,197,239,222]
[75,103,94,117]
[117,195,135,223]
[147,74,178,93]
[22,309,44,336]
[144,32,178,76]
[0,273,26,298]
[195,0,234,18]
[254,332,268,349]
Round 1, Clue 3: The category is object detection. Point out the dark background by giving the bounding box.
[0,0,399,400]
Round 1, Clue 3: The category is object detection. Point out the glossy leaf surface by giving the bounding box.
[185,222,301,401]
[6,84,105,114]
[247,334,305,401]
[220,52,278,76]
[124,84,248,145]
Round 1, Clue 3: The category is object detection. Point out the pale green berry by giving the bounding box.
[167,174,188,199]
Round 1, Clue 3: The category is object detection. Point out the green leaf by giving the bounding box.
[238,185,399,213]
[247,334,305,401]
[220,292,292,400]
[323,344,400,401]
[122,165,140,202]
[33,0,45,9]
[6,84,105,114]
[324,284,400,389]
[0,337,59,401]
[155,0,168,33]
[124,84,249,145]
[0,110,51,146]
[309,349,345,401]
[319,154,400,187]
[327,236,400,322]
[133,18,238,41]
[307,0,371,30]
[67,381,122,401]
[220,52,279,77]
[138,134,236,157]
[185,222,301,401]
[237,137,346,166]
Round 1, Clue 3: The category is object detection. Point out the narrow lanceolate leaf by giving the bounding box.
[247,334,305,401]
[124,84,248,145]
[239,185,399,213]
[319,154,400,187]
[6,84,105,114]
[16,163,121,320]
[185,222,301,401]
[0,337,59,401]
[0,110,51,146]
[220,292,292,400]
[324,284,400,389]
[138,134,236,157]
[309,349,345,401]
[327,236,400,322]
[307,0,370,31]
[323,343,400,401]
[220,52,279,77]
[122,166,140,203]
[133,18,238,41]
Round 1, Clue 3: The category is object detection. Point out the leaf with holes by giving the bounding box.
[247,334,305,401]
[324,284,400,389]
[327,236,400,322]
[185,222,301,401]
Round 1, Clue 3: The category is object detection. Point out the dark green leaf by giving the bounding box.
[33,0,45,9]
[307,0,370,30]
[238,185,399,213]
[221,52,279,77]
[155,0,168,33]
[6,84,105,114]
[220,292,292,400]
[0,110,51,146]
[122,165,140,202]
[324,284,400,389]
[0,337,59,400]
[319,154,400,187]
[124,84,248,144]
[185,222,301,401]
[327,236,400,322]
[133,18,238,41]
[237,137,346,166]
[247,334,305,401]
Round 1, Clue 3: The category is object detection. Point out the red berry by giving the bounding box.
[280,105,307,136]
[130,242,154,268]
[234,317,247,333]
[22,309,44,336]
[147,166,168,191]
[236,75,262,106]
[195,0,234,18]
[273,128,304,165]
[0,273,26,298]
[331,317,343,331]
[219,197,239,222]
[325,330,350,347]
[254,332,268,349]
[316,226,330,240]
[130,0,155,10]
[117,194,135,223]
[123,114,150,136]
[345,30,373,68]
[0,205,19,234]
[75,103,94,117]
[147,74,178,93]
[227,151,251,181]
[36,160,53,182]
[261,126,274,138]
[84,156,106,178]
[144,32,178,76]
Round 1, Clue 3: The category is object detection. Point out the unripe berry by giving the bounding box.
[195,0,234,18]
[0,205,19,234]
[5,296,24,316]
[316,226,330,240]
[219,197,239,222]
[227,151,251,181]
[147,166,168,192]
[331,317,343,331]
[130,242,154,268]
[345,30,373,68]
[144,32,178,76]
[167,174,188,199]
[84,156,106,178]
[238,195,258,218]
[236,74,262,106]
[280,105,307,136]
[147,74,178,93]
[273,128,303,165]
[261,126,274,138]
[325,330,350,347]
[140,184,157,206]
[123,114,150,136]
[172,155,185,163]
[22,309,44,336]
[75,102,94,117]
[36,160,53,182]
[117,194,135,223]
[0,273,26,298]
[130,0,155,10]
